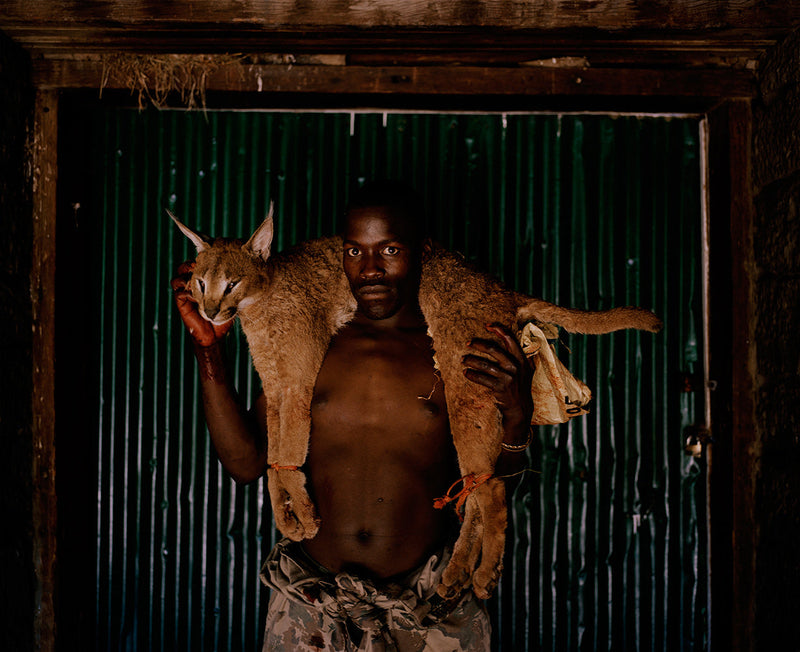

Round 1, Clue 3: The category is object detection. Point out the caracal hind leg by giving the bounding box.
[267,469,320,541]
[438,499,483,599]
[470,478,508,599]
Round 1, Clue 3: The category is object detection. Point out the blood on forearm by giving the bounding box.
[191,342,268,483]
[193,342,229,383]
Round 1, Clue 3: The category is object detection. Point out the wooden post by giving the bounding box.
[31,88,58,652]
[707,98,756,652]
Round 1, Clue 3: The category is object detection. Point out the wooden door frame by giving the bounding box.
[30,59,753,651]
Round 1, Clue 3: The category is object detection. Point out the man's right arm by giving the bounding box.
[171,262,268,484]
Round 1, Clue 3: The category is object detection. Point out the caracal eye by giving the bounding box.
[224,279,239,295]
[197,278,205,293]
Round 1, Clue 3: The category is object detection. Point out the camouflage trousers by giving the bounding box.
[260,538,491,651]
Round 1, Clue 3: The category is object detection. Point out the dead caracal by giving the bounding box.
[171,205,355,542]
[172,209,661,600]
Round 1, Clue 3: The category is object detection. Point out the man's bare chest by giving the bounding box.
[310,326,450,448]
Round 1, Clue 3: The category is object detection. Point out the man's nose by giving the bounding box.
[360,254,384,279]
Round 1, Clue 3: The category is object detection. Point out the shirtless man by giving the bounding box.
[172,182,533,650]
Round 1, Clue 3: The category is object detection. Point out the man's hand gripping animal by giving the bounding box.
[172,206,662,601]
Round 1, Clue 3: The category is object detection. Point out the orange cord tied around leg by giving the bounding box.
[269,464,299,471]
[433,472,493,521]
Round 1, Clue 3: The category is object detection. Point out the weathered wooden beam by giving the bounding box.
[2,0,799,32]
[34,57,757,102]
[0,26,782,56]
[0,28,785,65]
[1,1,797,60]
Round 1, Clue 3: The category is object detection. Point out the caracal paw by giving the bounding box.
[437,556,473,599]
[272,489,320,541]
[471,562,502,600]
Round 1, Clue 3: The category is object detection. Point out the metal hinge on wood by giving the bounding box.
[680,373,718,394]
[684,424,712,458]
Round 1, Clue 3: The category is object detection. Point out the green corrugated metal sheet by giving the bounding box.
[84,109,705,650]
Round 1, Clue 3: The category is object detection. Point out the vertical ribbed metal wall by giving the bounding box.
[84,109,705,651]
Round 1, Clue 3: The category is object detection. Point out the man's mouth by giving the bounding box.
[357,284,392,297]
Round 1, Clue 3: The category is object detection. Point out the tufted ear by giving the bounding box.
[168,210,213,253]
[245,200,274,260]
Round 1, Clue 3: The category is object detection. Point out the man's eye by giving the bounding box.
[383,246,399,255]
[346,247,360,257]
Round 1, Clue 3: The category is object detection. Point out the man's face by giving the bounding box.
[343,205,421,321]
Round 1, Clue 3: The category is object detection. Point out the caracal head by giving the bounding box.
[169,203,274,325]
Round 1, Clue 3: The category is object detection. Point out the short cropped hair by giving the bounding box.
[346,180,428,244]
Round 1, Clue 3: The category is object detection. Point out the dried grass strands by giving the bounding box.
[100,54,242,110]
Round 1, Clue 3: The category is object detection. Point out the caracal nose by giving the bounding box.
[205,304,219,319]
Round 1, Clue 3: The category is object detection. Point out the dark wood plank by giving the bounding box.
[34,57,757,102]
[2,0,800,30]
[1,1,798,58]
[1,25,788,60]
[31,88,58,652]
[724,98,758,652]
[706,99,756,652]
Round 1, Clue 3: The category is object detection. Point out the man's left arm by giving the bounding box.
[461,323,534,474]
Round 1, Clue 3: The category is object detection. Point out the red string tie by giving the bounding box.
[269,464,299,471]
[433,472,493,521]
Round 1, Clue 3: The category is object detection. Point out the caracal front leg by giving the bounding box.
[264,382,319,540]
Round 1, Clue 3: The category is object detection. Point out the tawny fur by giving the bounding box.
[172,211,662,599]
[418,244,661,599]
[171,207,356,541]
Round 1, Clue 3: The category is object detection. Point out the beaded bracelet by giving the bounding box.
[500,426,534,452]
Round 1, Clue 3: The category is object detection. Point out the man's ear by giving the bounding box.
[245,201,274,259]
[168,210,212,253]
[421,237,435,262]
